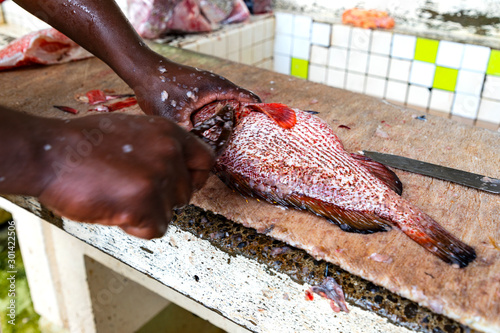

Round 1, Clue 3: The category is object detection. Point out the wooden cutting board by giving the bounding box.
[0,46,498,332]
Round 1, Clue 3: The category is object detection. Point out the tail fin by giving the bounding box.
[398,213,476,268]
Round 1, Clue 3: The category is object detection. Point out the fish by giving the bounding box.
[127,0,250,39]
[0,28,91,71]
[342,8,395,29]
[191,101,477,268]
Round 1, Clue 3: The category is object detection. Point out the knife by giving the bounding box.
[362,151,500,194]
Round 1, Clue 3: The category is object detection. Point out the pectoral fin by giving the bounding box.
[247,103,297,129]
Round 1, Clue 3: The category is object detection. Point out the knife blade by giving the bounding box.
[362,150,500,194]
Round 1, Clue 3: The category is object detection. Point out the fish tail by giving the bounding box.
[396,212,476,268]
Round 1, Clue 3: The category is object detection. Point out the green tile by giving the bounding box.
[486,49,500,76]
[291,58,309,79]
[414,38,439,63]
[433,66,458,91]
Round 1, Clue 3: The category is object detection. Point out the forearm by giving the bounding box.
[12,0,153,85]
[0,107,57,196]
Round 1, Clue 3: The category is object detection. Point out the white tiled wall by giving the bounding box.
[273,11,500,131]
[1,1,499,131]
[175,17,275,70]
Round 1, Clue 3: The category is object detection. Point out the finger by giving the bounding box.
[219,87,261,104]
[182,132,216,172]
[119,206,170,239]
[120,223,167,240]
[160,167,192,209]
[189,169,211,191]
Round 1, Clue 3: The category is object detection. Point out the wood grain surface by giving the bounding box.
[0,46,498,332]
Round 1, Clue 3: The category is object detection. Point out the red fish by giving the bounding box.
[192,101,476,268]
[0,28,91,71]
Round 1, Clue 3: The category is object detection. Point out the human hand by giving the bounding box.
[36,113,214,239]
[125,50,260,129]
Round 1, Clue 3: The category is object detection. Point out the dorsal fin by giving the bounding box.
[351,153,403,195]
[247,103,297,129]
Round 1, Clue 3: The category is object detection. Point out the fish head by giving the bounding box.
[191,101,239,156]
[190,100,298,156]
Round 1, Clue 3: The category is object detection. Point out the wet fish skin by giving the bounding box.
[0,28,91,71]
[193,101,476,268]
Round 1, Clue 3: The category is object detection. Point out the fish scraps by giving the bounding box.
[53,89,136,114]
[306,277,349,313]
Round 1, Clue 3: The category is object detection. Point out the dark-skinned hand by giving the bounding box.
[128,50,260,129]
[0,109,214,239]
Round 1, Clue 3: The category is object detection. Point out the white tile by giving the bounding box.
[274,54,291,75]
[293,15,312,39]
[385,80,408,103]
[477,99,500,124]
[456,69,485,96]
[226,30,241,54]
[253,20,266,44]
[391,34,416,60]
[368,54,390,78]
[252,42,264,64]
[275,12,293,35]
[241,49,253,65]
[345,72,366,93]
[347,50,369,73]
[197,39,214,55]
[309,64,327,83]
[328,47,348,69]
[264,17,275,39]
[181,43,197,52]
[461,44,490,73]
[482,75,500,101]
[227,51,240,62]
[326,68,346,88]
[430,89,454,113]
[452,93,480,119]
[263,39,273,58]
[409,61,436,87]
[241,25,253,48]
[407,85,431,108]
[311,22,331,47]
[310,45,329,66]
[2,2,50,32]
[259,59,274,70]
[213,37,227,58]
[274,34,292,56]
[436,41,464,69]
[292,37,311,60]
[331,24,351,48]
[389,58,411,82]
[350,27,372,51]
[365,76,386,98]
[371,30,392,55]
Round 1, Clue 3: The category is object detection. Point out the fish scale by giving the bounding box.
[221,111,389,209]
[194,101,476,268]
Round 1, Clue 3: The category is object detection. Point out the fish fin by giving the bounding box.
[248,103,297,129]
[288,195,392,234]
[214,169,392,234]
[351,153,403,195]
[397,213,476,268]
